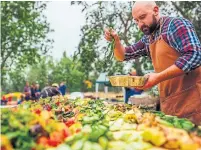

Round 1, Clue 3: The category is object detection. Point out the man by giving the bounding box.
[104,1,201,125]
[23,81,31,101]
[30,82,37,100]
[40,83,61,99]
[59,82,67,96]
[35,83,41,100]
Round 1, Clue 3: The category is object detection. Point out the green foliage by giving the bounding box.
[26,56,51,88]
[1,1,53,81]
[73,24,102,79]
[1,55,86,93]
[71,1,152,77]
[3,69,26,92]
[72,2,134,78]
[48,53,85,92]
[105,31,115,61]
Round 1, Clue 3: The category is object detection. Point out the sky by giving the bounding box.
[44,1,86,60]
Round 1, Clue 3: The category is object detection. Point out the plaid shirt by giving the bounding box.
[124,16,201,72]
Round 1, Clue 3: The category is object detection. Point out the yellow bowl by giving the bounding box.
[109,75,147,87]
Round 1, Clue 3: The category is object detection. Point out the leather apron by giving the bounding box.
[149,19,201,125]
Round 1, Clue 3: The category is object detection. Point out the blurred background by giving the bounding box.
[1,1,201,100]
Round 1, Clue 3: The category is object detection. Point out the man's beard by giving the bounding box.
[141,15,158,35]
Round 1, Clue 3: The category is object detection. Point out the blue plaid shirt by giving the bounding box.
[124,16,201,72]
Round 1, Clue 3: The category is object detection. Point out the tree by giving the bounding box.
[49,52,85,92]
[26,56,51,88]
[71,1,151,77]
[1,1,54,81]
[1,54,87,93]
[4,69,26,92]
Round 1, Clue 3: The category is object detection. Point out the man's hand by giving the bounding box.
[136,73,161,90]
[104,28,125,61]
[104,28,119,41]
[136,65,185,90]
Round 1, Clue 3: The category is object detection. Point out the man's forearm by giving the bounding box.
[114,36,125,61]
[157,64,185,83]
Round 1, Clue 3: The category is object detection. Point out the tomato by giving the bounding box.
[76,128,81,133]
[47,139,59,147]
[37,136,48,146]
[34,109,41,115]
[61,129,69,138]
[56,101,60,106]
[64,118,75,127]
[49,131,63,144]
[43,104,52,111]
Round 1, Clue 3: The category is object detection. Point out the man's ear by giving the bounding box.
[153,6,159,16]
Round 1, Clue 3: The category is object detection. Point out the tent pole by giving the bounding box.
[95,83,99,100]
[104,85,108,100]
[122,87,126,103]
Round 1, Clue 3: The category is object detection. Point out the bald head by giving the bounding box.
[132,1,160,35]
[132,1,157,12]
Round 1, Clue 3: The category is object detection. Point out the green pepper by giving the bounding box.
[98,136,108,150]
[82,116,99,124]
[179,119,195,131]
[63,111,74,118]
[71,140,84,150]
[88,125,108,142]
[173,119,183,129]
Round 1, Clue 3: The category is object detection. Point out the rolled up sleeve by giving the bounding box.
[124,36,149,61]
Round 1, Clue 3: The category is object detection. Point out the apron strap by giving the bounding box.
[159,17,164,35]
